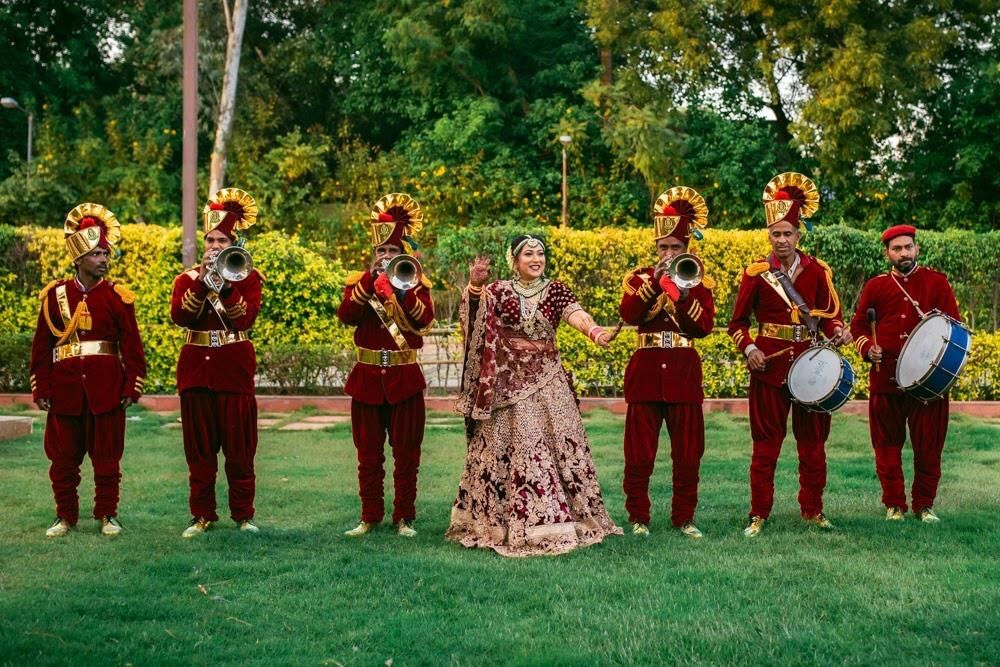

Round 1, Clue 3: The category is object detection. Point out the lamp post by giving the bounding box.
[1,97,34,173]
[559,134,572,228]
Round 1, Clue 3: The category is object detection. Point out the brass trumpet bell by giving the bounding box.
[668,253,703,289]
[204,246,253,291]
[385,254,421,290]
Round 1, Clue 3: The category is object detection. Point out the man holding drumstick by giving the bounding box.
[849,225,961,523]
[727,173,851,538]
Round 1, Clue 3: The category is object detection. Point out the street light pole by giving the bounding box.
[2,96,34,172]
[559,134,572,228]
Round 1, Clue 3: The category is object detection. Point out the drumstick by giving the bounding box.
[867,308,880,372]
[763,346,793,361]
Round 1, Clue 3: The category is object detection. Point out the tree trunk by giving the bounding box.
[209,0,249,196]
[600,47,613,85]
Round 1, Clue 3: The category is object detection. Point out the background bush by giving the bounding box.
[1,223,997,398]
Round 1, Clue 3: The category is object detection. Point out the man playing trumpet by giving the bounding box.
[337,193,435,538]
[170,188,263,538]
[619,187,716,539]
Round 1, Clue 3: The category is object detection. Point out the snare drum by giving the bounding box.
[787,345,855,413]
[896,312,971,401]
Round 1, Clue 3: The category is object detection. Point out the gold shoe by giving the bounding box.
[632,522,650,537]
[803,512,834,530]
[397,520,417,538]
[181,517,213,538]
[238,519,259,533]
[918,508,941,523]
[743,515,765,538]
[679,521,703,540]
[344,521,375,537]
[885,507,905,521]
[46,518,71,538]
[100,516,123,536]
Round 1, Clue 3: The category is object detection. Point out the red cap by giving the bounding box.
[881,224,917,245]
[376,208,407,248]
[660,202,693,244]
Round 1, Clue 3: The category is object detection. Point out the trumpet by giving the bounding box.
[384,254,422,290]
[667,252,703,289]
[204,245,253,292]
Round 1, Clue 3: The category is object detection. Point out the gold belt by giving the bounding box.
[637,332,693,349]
[185,330,249,347]
[53,340,119,363]
[758,322,808,342]
[356,347,418,367]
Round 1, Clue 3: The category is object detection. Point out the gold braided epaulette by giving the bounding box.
[39,279,63,301]
[113,283,136,304]
[816,258,834,275]
[345,270,367,287]
[420,274,433,289]
[746,261,770,277]
[702,274,716,290]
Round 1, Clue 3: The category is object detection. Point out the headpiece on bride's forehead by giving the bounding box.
[506,234,545,271]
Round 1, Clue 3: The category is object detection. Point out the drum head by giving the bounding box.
[897,315,951,388]
[788,347,842,404]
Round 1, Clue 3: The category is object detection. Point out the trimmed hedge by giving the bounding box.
[1,223,998,398]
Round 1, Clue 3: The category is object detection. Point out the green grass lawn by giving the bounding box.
[0,407,998,666]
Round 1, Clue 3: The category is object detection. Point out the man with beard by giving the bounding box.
[30,203,147,537]
[849,225,961,523]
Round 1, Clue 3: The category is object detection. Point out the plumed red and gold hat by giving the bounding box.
[203,188,258,241]
[653,186,708,243]
[368,193,424,250]
[64,203,122,261]
[762,172,819,229]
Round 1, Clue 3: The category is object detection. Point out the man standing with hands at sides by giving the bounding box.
[338,193,435,538]
[171,188,262,538]
[619,187,716,539]
[727,173,851,538]
[31,203,147,537]
[849,225,961,523]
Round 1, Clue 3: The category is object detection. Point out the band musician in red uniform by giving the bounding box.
[170,188,262,538]
[619,186,716,539]
[338,193,435,538]
[30,203,147,537]
[849,225,961,523]
[727,173,852,538]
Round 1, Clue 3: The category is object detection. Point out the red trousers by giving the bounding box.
[868,393,948,513]
[748,378,830,518]
[180,390,258,522]
[43,403,125,525]
[623,402,705,526]
[350,394,424,524]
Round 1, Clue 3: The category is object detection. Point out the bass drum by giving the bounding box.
[787,345,855,413]
[896,313,971,402]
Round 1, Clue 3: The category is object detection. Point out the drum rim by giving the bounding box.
[787,345,852,407]
[895,311,971,391]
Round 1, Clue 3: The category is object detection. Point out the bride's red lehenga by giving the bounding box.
[446,278,622,557]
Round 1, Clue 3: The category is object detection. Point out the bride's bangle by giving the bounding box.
[587,325,606,343]
[467,283,484,297]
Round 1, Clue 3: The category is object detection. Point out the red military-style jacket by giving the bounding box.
[849,265,961,395]
[619,267,716,404]
[30,278,147,416]
[170,268,262,395]
[337,269,435,406]
[727,251,845,387]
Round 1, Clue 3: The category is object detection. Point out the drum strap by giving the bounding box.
[368,296,410,351]
[889,273,926,318]
[769,270,819,338]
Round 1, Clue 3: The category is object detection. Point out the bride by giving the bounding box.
[445,234,623,557]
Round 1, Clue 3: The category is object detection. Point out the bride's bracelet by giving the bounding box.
[467,283,484,297]
[587,325,606,343]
